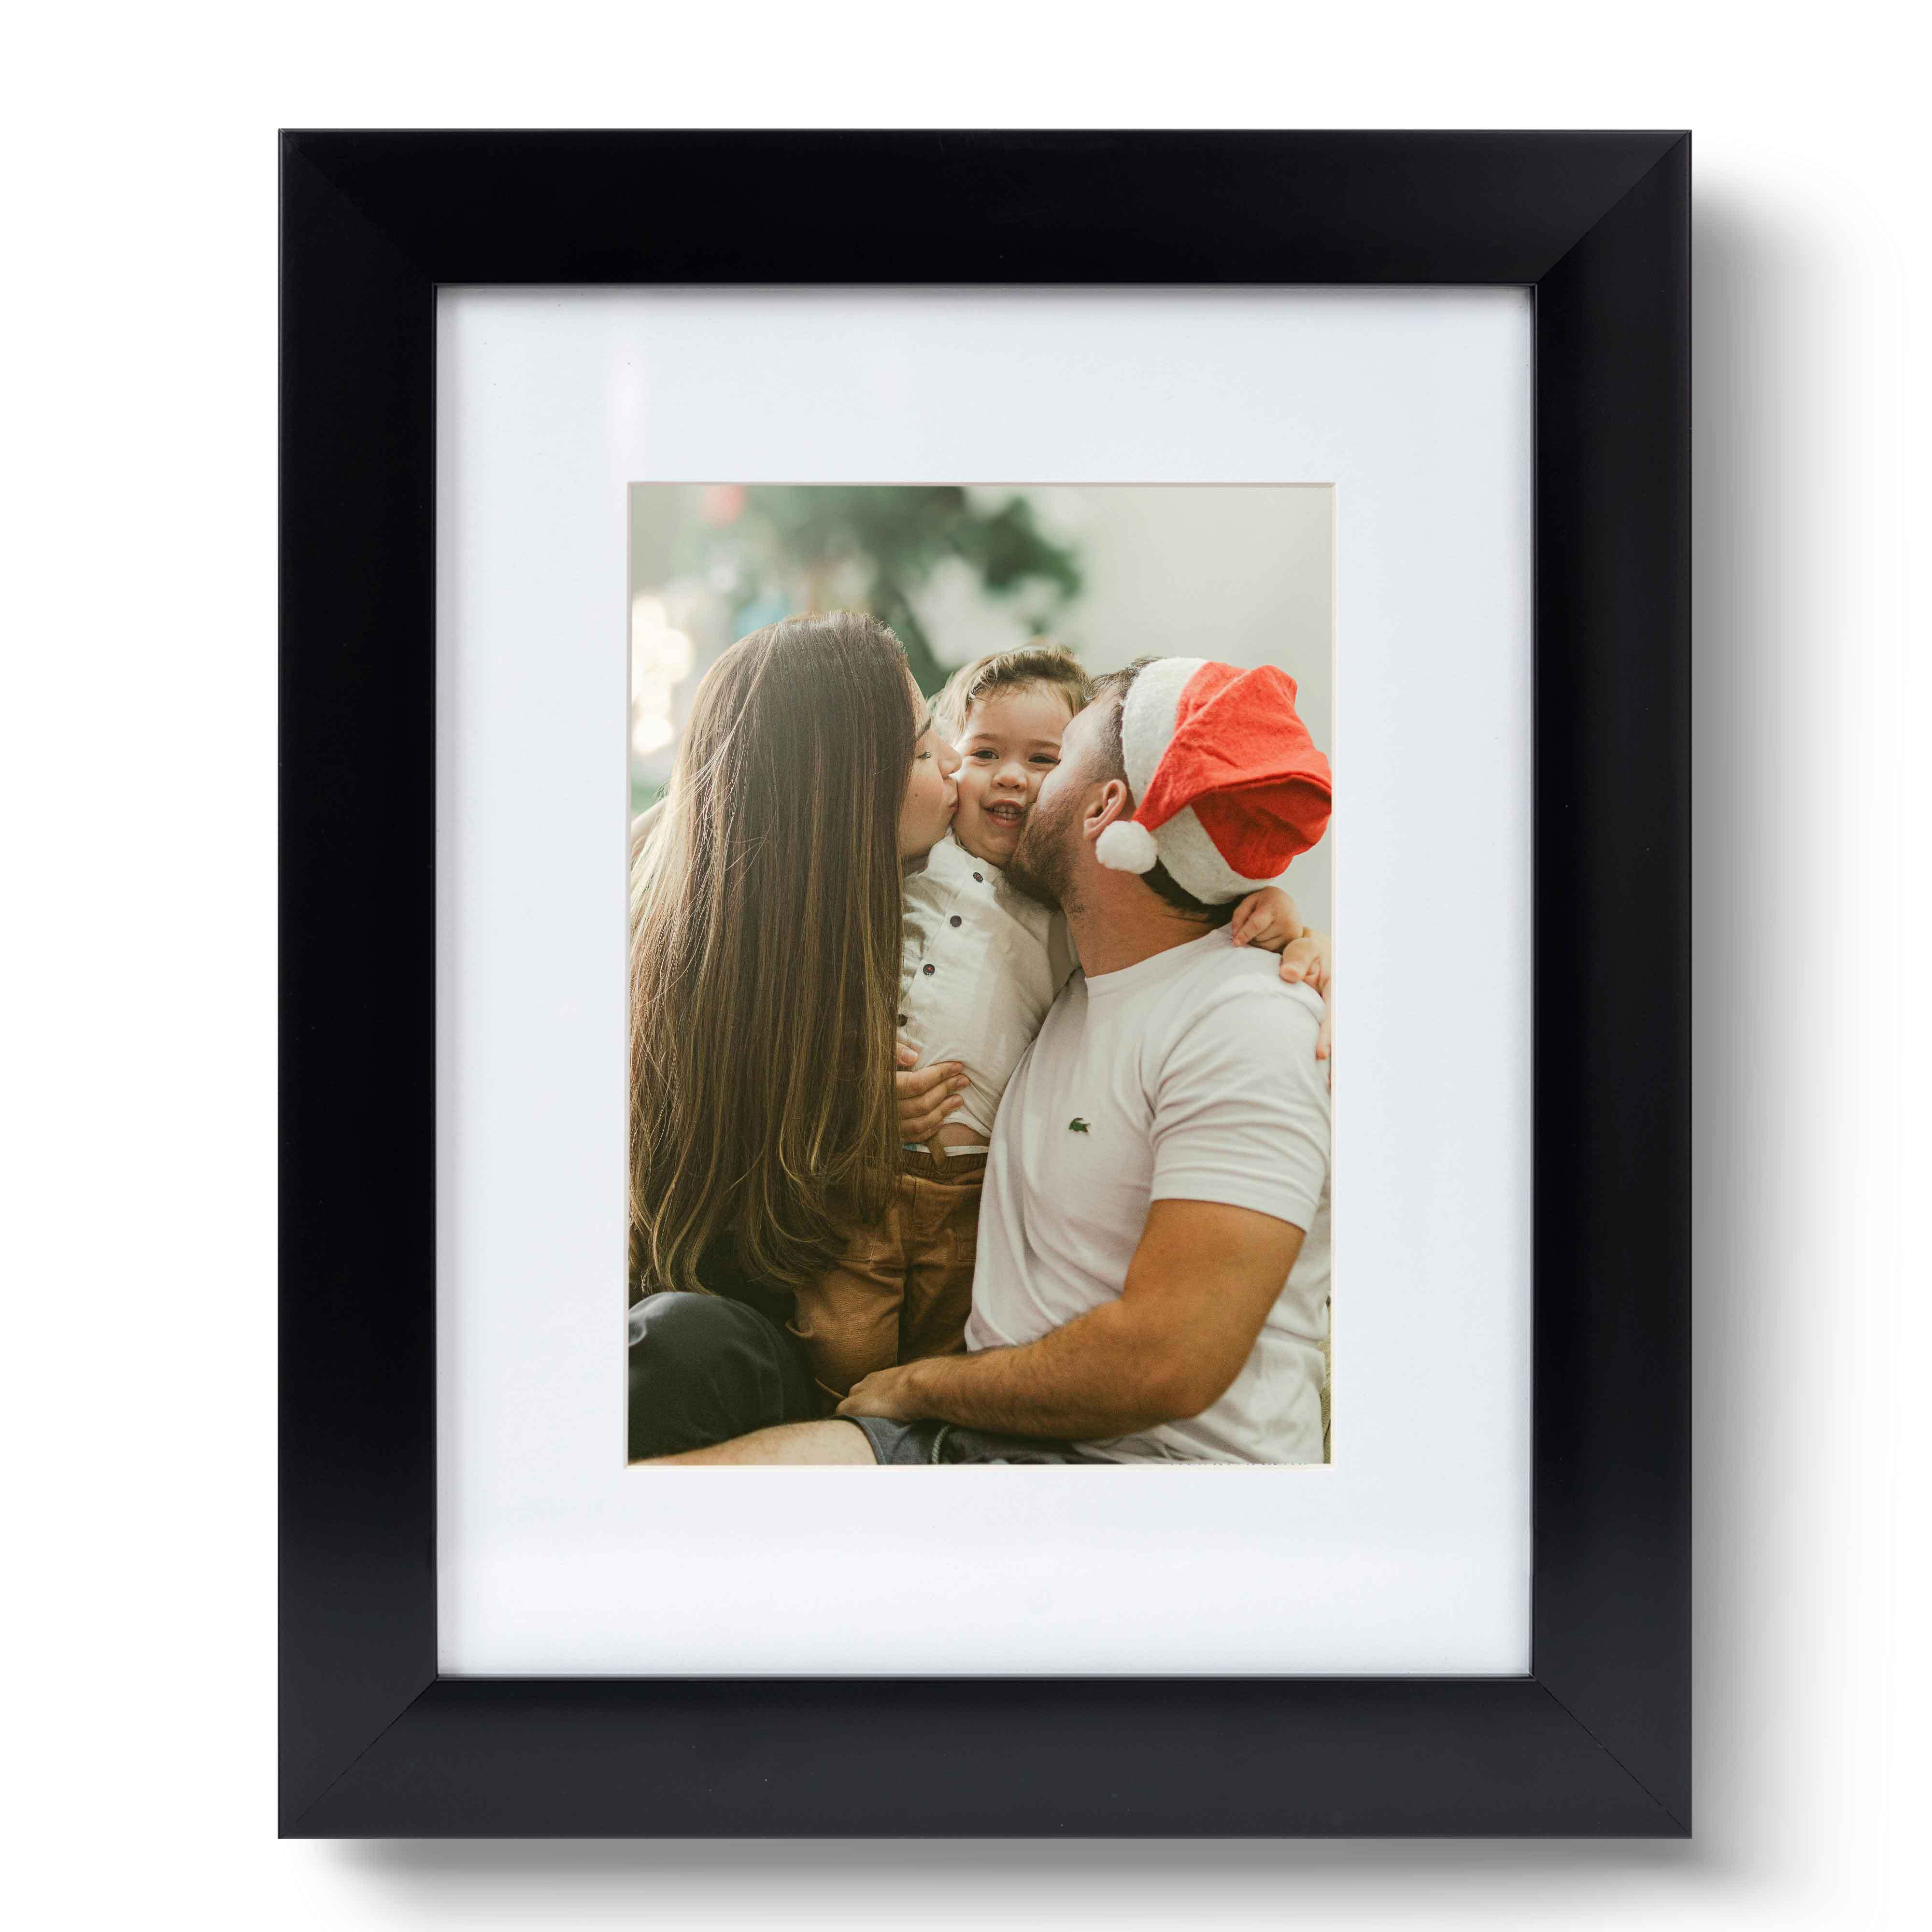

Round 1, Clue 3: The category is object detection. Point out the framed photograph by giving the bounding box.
[281,130,1689,1835]
[618,481,1339,1471]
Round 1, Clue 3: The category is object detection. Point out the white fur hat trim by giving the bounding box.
[1115,655,1279,903]
[1096,818,1160,873]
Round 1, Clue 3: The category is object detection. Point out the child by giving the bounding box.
[786,643,1308,1407]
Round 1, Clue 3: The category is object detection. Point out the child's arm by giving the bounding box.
[1230,886,1334,1070]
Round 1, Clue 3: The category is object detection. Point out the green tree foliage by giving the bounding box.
[684,485,1083,695]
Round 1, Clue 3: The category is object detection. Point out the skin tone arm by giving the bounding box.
[835,1197,1306,1440]
[1231,885,1334,1065]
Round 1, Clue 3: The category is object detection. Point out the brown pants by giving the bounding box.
[789,1148,986,1408]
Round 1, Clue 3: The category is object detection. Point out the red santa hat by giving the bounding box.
[1094,658,1332,903]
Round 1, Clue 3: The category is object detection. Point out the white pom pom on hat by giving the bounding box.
[1095,818,1160,874]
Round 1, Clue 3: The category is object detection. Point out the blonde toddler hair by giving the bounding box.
[932,639,1091,742]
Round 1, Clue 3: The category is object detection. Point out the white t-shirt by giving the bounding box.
[964,928,1332,1464]
[899,833,1079,1141]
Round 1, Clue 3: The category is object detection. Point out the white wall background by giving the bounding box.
[5,4,1925,1930]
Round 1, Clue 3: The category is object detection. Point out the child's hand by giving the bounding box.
[895,1040,968,1140]
[1230,885,1301,953]
[1231,888,1334,1086]
[1279,931,1335,1083]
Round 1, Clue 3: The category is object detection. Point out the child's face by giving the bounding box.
[950,685,1074,867]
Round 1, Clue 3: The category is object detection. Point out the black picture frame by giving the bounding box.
[280,130,1690,1837]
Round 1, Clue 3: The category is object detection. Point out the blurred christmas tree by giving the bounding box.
[679,485,1083,695]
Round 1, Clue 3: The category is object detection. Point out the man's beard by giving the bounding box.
[1003,788,1080,912]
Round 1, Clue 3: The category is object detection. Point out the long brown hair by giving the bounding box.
[629,611,913,1295]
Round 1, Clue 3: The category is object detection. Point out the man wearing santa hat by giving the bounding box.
[665,654,1334,1464]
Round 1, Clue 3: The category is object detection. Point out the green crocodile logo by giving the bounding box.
[1068,1117,1090,1134]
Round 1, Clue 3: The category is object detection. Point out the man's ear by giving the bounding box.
[1082,779,1134,843]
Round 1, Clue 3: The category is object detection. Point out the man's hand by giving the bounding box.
[896,1042,967,1139]
[833,1201,1307,1443]
[836,1361,931,1423]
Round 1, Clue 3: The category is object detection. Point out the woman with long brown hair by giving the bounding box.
[627,611,964,1457]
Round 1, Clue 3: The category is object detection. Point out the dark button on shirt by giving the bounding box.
[950,915,962,927]
[922,963,935,975]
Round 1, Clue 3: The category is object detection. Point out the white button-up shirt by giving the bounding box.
[900,834,1079,1141]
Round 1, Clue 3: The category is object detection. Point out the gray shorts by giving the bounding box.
[846,1415,1095,1465]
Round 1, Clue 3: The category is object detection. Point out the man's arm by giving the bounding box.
[837,1198,1304,1440]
